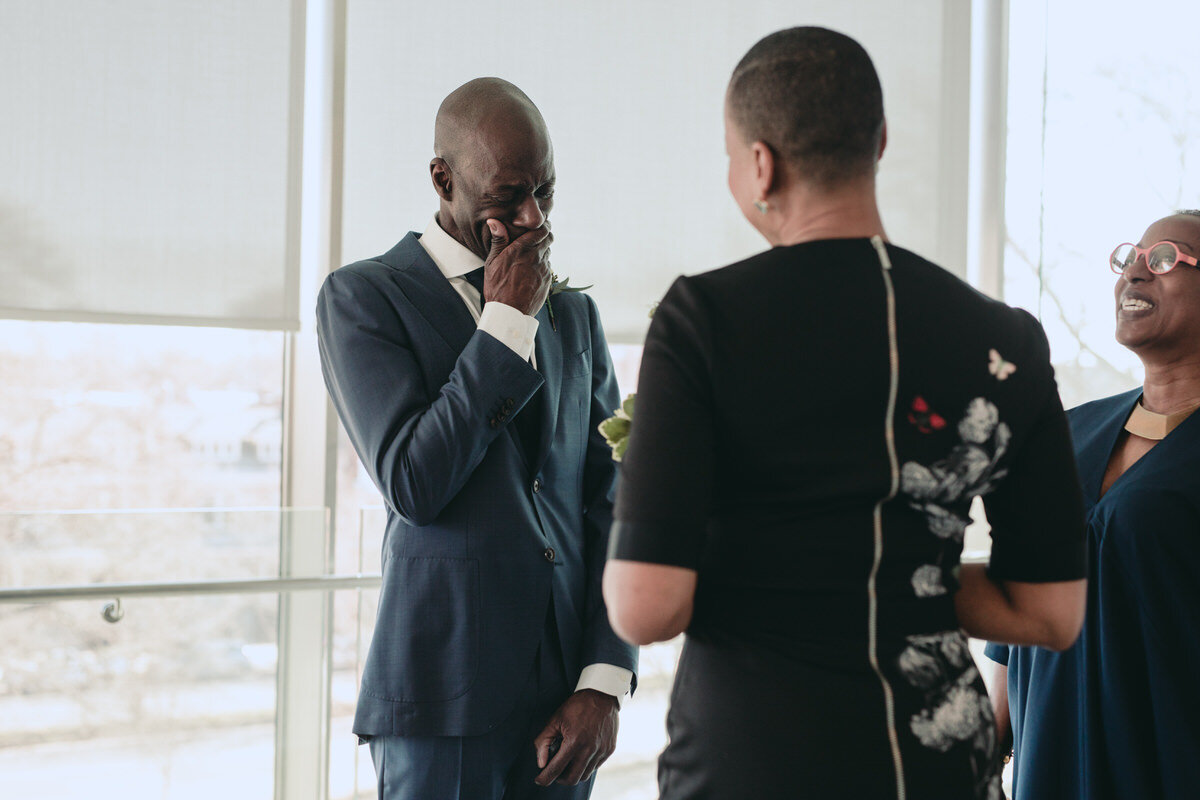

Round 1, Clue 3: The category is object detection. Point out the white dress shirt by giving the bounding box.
[418,216,633,705]
[418,216,539,367]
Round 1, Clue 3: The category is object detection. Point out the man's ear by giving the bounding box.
[751,141,776,199]
[878,118,888,161]
[430,158,453,201]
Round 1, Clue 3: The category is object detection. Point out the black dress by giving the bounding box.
[610,238,1087,800]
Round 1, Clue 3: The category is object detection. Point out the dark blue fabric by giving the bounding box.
[368,607,594,800]
[986,388,1200,799]
[316,233,637,738]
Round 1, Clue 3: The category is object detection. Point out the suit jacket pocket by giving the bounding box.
[562,347,591,379]
[363,557,479,703]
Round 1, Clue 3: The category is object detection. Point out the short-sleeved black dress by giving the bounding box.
[610,238,1087,800]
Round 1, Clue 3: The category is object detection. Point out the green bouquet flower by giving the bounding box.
[597,303,656,461]
[597,394,636,462]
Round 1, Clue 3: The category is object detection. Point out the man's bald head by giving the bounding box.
[429,78,557,260]
[434,77,550,171]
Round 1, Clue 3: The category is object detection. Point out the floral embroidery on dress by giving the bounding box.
[900,397,1011,544]
[907,395,947,433]
[896,631,1002,799]
[910,564,948,597]
[896,394,1010,798]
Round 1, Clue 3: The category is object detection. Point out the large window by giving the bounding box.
[0,0,328,796]
[7,1,1195,798]
[1003,0,1200,409]
[0,323,293,797]
[0,322,285,513]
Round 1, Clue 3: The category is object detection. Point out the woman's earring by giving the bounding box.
[754,199,769,214]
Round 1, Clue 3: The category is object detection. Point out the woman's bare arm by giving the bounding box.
[603,559,697,646]
[955,564,1085,650]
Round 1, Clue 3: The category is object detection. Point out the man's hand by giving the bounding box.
[483,219,553,317]
[532,689,619,787]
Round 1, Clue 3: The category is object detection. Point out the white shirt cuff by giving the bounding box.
[478,302,539,361]
[575,663,634,708]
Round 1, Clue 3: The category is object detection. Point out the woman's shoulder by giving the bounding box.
[881,244,1056,374]
[887,243,1028,323]
[670,239,897,310]
[676,246,791,289]
[684,239,1015,315]
[655,249,776,311]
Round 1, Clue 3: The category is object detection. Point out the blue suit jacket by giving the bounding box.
[316,233,638,738]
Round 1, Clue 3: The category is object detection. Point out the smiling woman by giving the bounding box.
[985,213,1200,800]
[1112,213,1200,362]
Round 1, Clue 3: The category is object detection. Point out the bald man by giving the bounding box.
[316,78,637,799]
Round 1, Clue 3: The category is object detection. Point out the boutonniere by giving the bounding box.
[598,394,636,461]
[546,273,592,331]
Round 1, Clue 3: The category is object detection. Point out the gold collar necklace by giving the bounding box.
[1124,399,1200,441]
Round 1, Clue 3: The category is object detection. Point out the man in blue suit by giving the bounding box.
[316,78,637,799]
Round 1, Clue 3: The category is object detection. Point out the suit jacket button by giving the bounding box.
[489,418,498,428]
[543,547,556,562]
[504,398,515,410]
[532,478,542,493]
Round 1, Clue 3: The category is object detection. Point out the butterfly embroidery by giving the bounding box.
[908,396,947,434]
[988,349,1017,380]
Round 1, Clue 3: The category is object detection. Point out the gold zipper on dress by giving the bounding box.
[868,234,906,800]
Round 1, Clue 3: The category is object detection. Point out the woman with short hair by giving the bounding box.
[987,210,1200,800]
[602,26,1088,800]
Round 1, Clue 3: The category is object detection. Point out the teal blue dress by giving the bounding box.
[986,388,1200,799]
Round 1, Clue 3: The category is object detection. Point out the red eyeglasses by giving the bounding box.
[1110,241,1200,276]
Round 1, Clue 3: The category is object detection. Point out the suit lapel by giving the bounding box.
[531,301,562,475]
[382,233,555,473]
[389,235,530,464]
[380,233,478,361]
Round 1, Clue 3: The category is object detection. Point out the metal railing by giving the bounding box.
[0,573,383,623]
[0,574,383,604]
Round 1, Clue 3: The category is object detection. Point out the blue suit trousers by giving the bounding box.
[368,605,595,800]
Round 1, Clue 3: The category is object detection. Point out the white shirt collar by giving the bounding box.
[419,215,483,279]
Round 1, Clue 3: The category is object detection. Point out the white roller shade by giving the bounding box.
[0,0,303,330]
[343,0,970,343]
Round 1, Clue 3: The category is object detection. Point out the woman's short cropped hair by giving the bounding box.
[727,27,884,187]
